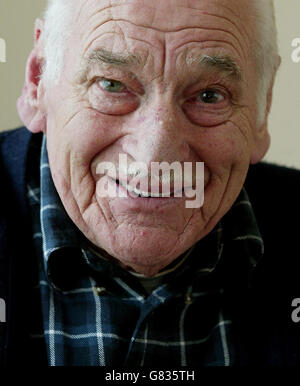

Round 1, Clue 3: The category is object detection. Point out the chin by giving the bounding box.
[94,224,198,276]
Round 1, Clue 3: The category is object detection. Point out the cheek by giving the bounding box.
[71,110,124,158]
[46,103,129,210]
[191,121,252,172]
[48,105,127,170]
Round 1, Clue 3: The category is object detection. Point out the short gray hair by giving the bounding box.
[42,0,72,84]
[253,0,279,126]
[41,0,279,127]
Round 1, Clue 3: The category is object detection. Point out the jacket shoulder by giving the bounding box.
[0,127,31,160]
[246,161,300,189]
[245,161,300,217]
[245,161,300,289]
[0,127,33,224]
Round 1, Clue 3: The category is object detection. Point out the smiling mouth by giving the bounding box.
[115,178,182,198]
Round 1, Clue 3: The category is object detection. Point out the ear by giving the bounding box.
[17,19,46,133]
[250,56,281,164]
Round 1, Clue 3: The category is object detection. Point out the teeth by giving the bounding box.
[118,180,170,198]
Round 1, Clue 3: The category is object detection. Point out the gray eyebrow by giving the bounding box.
[80,49,241,85]
[87,48,141,67]
[187,54,242,80]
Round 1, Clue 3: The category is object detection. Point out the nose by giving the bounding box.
[124,102,191,166]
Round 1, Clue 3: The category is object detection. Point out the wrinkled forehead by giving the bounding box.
[72,0,254,21]
[66,0,255,79]
[70,0,255,39]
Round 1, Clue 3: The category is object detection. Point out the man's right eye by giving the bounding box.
[89,77,140,115]
[98,79,127,93]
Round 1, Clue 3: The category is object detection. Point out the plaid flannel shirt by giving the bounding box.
[27,134,264,366]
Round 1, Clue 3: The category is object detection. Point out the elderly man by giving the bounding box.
[0,0,298,367]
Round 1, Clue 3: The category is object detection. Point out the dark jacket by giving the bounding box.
[0,127,299,366]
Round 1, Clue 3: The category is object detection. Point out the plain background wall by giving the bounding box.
[0,0,300,168]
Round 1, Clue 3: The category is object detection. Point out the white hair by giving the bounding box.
[41,0,279,127]
[252,0,279,126]
[42,0,73,84]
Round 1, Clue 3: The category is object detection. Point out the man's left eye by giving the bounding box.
[198,90,225,104]
[99,79,126,93]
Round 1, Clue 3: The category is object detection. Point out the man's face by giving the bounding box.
[42,0,261,276]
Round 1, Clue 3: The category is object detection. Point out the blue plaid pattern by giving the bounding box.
[27,134,264,366]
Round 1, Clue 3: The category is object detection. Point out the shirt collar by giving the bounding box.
[214,187,264,289]
[223,187,264,269]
